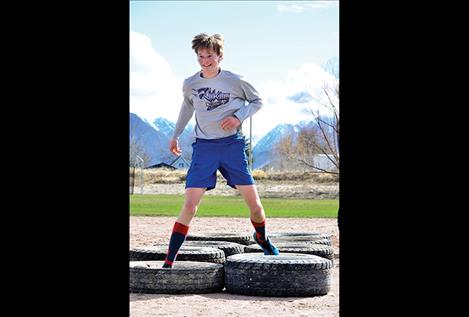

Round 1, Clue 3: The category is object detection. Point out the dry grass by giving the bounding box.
[252,170,338,182]
[130,167,338,185]
[145,168,186,184]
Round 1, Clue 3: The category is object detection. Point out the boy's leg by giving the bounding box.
[236,184,279,255]
[176,188,206,226]
[162,188,206,268]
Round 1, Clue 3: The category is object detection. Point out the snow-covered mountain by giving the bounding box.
[251,124,296,169]
[252,121,324,169]
[129,114,194,166]
[152,118,175,139]
[130,113,321,169]
[253,124,297,154]
[252,121,317,169]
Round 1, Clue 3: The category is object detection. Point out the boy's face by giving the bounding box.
[197,47,222,73]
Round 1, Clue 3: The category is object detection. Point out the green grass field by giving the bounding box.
[130,194,338,218]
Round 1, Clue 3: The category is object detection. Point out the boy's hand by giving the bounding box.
[220,116,241,131]
[169,138,182,156]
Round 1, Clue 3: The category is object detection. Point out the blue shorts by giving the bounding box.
[185,133,255,191]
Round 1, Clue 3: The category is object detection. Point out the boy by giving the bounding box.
[162,33,279,269]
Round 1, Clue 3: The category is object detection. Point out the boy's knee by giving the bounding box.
[183,203,199,214]
[250,204,264,216]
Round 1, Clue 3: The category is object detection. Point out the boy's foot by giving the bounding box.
[253,232,280,255]
[162,262,172,269]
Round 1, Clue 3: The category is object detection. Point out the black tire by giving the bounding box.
[244,242,334,261]
[186,233,254,245]
[268,232,332,240]
[270,236,332,246]
[225,253,332,297]
[129,261,224,294]
[129,246,225,264]
[183,241,245,257]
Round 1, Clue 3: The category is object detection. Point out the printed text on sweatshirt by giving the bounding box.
[172,69,263,140]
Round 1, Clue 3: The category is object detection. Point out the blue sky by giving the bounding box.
[130,0,339,141]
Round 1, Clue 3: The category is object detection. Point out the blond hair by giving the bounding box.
[192,33,224,56]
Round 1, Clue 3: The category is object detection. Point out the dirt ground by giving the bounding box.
[130,216,340,317]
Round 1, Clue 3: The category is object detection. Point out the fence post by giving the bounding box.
[136,155,144,194]
[130,166,135,194]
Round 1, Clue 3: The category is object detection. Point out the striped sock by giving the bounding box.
[251,218,267,243]
[162,221,189,268]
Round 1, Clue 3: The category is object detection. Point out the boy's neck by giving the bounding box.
[201,67,221,79]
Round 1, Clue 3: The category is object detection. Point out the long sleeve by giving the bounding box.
[172,83,194,140]
[233,77,263,123]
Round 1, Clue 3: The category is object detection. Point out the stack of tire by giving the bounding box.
[245,232,335,262]
[129,232,333,296]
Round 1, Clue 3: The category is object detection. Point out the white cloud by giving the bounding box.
[129,30,185,126]
[277,4,305,13]
[129,30,338,143]
[304,2,337,9]
[277,1,337,13]
[252,63,338,140]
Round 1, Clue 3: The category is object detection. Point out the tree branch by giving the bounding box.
[297,157,339,174]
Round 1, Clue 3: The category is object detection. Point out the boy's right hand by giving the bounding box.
[169,138,182,156]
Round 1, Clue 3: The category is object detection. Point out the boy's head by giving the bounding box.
[192,33,224,57]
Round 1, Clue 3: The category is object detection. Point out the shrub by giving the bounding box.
[252,169,268,180]
[129,167,338,185]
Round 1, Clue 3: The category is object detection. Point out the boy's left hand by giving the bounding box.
[220,116,241,130]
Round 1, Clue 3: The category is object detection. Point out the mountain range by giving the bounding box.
[129,113,315,169]
[251,120,318,169]
[129,114,195,166]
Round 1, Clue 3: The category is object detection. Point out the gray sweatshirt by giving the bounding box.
[172,69,263,140]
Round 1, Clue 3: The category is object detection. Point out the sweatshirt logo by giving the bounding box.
[192,88,230,111]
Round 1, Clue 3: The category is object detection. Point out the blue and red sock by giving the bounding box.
[162,221,189,268]
[251,218,267,242]
[251,218,279,255]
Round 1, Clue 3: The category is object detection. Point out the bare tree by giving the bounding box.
[129,115,152,167]
[303,74,339,174]
[276,124,337,173]
[129,137,151,167]
[276,69,339,174]
[276,133,296,170]
[277,133,295,161]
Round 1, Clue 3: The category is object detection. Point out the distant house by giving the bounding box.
[145,157,191,170]
[145,163,176,170]
[169,156,191,170]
